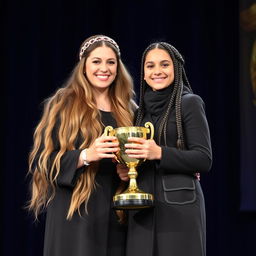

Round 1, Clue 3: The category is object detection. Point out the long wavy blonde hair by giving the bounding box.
[28,36,136,220]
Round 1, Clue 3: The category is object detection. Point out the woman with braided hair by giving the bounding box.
[28,35,136,256]
[121,42,212,256]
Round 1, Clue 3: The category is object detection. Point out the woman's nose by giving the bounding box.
[99,63,108,72]
[153,67,162,75]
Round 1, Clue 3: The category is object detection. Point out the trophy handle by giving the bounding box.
[145,122,154,139]
[103,126,114,136]
[103,126,120,163]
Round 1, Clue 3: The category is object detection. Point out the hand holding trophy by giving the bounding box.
[104,122,154,210]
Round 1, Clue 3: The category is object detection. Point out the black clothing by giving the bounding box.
[126,89,212,256]
[144,85,173,116]
[43,111,126,256]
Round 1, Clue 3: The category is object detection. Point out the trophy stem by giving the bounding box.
[113,162,154,209]
[127,166,139,193]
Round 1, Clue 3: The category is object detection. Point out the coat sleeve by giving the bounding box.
[48,149,85,188]
[159,94,212,174]
[34,120,86,188]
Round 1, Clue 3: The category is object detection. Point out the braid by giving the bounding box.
[175,65,185,149]
[135,52,146,126]
[182,67,193,92]
[159,85,176,144]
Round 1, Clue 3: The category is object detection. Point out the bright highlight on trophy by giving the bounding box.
[104,122,154,210]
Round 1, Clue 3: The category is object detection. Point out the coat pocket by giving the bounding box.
[162,174,196,205]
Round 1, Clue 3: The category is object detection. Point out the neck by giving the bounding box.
[93,88,111,111]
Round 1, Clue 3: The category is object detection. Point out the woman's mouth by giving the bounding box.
[96,74,110,81]
[152,77,167,83]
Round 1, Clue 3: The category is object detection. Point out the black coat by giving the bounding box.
[41,111,126,256]
[126,93,212,256]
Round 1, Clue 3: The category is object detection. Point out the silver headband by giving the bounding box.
[79,36,120,60]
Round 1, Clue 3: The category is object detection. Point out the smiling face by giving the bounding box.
[85,46,117,91]
[144,48,174,91]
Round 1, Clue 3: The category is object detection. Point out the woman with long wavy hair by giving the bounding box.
[28,35,136,256]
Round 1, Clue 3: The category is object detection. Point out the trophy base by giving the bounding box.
[113,192,154,210]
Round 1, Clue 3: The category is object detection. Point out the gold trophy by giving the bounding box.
[104,122,154,210]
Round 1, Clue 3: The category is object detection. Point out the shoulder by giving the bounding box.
[182,93,205,109]
[181,93,206,119]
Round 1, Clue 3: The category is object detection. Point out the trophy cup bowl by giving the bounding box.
[104,122,154,210]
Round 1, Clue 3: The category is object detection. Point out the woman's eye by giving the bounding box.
[162,63,169,67]
[146,65,154,69]
[92,60,100,64]
[108,61,116,65]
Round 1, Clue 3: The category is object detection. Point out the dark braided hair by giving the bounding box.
[135,42,193,149]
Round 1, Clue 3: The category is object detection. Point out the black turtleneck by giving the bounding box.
[143,85,174,117]
[143,85,174,139]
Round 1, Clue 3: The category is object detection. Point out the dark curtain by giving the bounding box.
[2,0,256,255]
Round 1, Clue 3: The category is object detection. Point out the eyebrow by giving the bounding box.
[145,60,171,65]
[91,57,116,61]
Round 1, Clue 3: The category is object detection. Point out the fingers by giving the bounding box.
[125,143,144,149]
[125,137,149,150]
[96,147,119,153]
[125,139,147,157]
[125,149,145,155]
[126,152,145,159]
[97,153,117,159]
[96,137,118,147]
[95,136,119,153]
[116,164,129,181]
[127,137,145,144]
[125,140,148,159]
[119,175,129,182]
[99,136,118,143]
[89,136,120,161]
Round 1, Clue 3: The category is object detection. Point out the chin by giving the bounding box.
[151,84,168,90]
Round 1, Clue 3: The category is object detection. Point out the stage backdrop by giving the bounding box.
[2,0,256,256]
[239,1,256,211]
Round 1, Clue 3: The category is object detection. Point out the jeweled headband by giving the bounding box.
[79,36,120,60]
